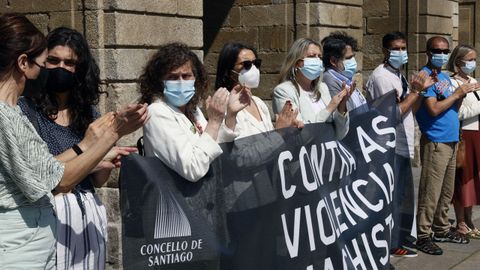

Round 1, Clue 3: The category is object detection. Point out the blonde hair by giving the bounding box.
[278,38,322,98]
[447,44,476,73]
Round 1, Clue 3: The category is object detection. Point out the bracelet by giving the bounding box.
[72,144,83,155]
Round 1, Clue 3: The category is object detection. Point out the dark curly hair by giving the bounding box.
[322,38,347,70]
[32,27,104,135]
[321,31,358,52]
[138,42,208,112]
[215,42,257,90]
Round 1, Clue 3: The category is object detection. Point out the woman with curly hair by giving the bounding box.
[18,27,137,269]
[140,42,250,182]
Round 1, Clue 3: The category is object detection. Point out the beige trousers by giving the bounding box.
[417,135,457,239]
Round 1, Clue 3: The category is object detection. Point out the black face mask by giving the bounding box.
[24,66,49,97]
[46,67,76,93]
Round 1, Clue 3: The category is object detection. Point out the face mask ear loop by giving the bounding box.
[229,69,241,86]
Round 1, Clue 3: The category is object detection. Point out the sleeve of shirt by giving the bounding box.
[423,84,438,98]
[218,122,239,143]
[455,78,480,121]
[272,84,293,115]
[272,83,303,122]
[332,110,349,140]
[144,103,223,182]
[0,109,64,202]
[324,75,343,97]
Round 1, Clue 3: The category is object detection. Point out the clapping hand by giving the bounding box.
[275,101,304,129]
[114,103,149,137]
[206,87,230,124]
[93,146,138,171]
[227,84,252,115]
[410,71,434,93]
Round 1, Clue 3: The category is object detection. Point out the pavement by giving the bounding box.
[391,167,480,270]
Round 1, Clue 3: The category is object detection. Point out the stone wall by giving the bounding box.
[362,0,459,78]
[297,0,364,85]
[362,0,407,81]
[204,0,363,118]
[407,0,457,74]
[204,0,295,118]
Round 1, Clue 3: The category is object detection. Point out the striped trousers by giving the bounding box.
[55,191,107,270]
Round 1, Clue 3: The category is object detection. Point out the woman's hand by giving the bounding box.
[114,103,149,137]
[92,146,138,172]
[206,88,229,125]
[275,101,304,129]
[227,85,251,115]
[204,88,231,141]
[79,112,115,150]
[453,83,477,98]
[225,85,252,129]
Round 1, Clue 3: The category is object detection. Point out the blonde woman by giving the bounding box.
[447,44,480,239]
[272,38,351,139]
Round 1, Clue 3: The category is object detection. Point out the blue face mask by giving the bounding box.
[388,50,408,69]
[341,57,357,79]
[163,80,195,107]
[300,57,324,80]
[461,60,476,74]
[431,53,449,68]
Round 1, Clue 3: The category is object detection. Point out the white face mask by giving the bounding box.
[238,65,260,88]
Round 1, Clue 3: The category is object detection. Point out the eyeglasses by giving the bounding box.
[237,59,262,70]
[30,60,45,68]
[429,48,450,55]
[46,56,77,67]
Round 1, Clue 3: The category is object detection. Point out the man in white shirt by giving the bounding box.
[366,31,432,259]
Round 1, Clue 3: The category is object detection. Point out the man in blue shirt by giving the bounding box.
[416,36,478,255]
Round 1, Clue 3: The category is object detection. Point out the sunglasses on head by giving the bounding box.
[46,56,77,67]
[429,48,450,55]
[239,59,262,70]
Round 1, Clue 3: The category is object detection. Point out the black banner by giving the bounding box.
[120,91,412,270]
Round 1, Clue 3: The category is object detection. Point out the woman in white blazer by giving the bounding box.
[273,38,351,139]
[215,42,302,139]
[447,44,480,238]
[140,43,250,182]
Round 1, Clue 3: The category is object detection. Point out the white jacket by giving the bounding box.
[451,76,480,130]
[272,80,349,139]
[143,99,236,182]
